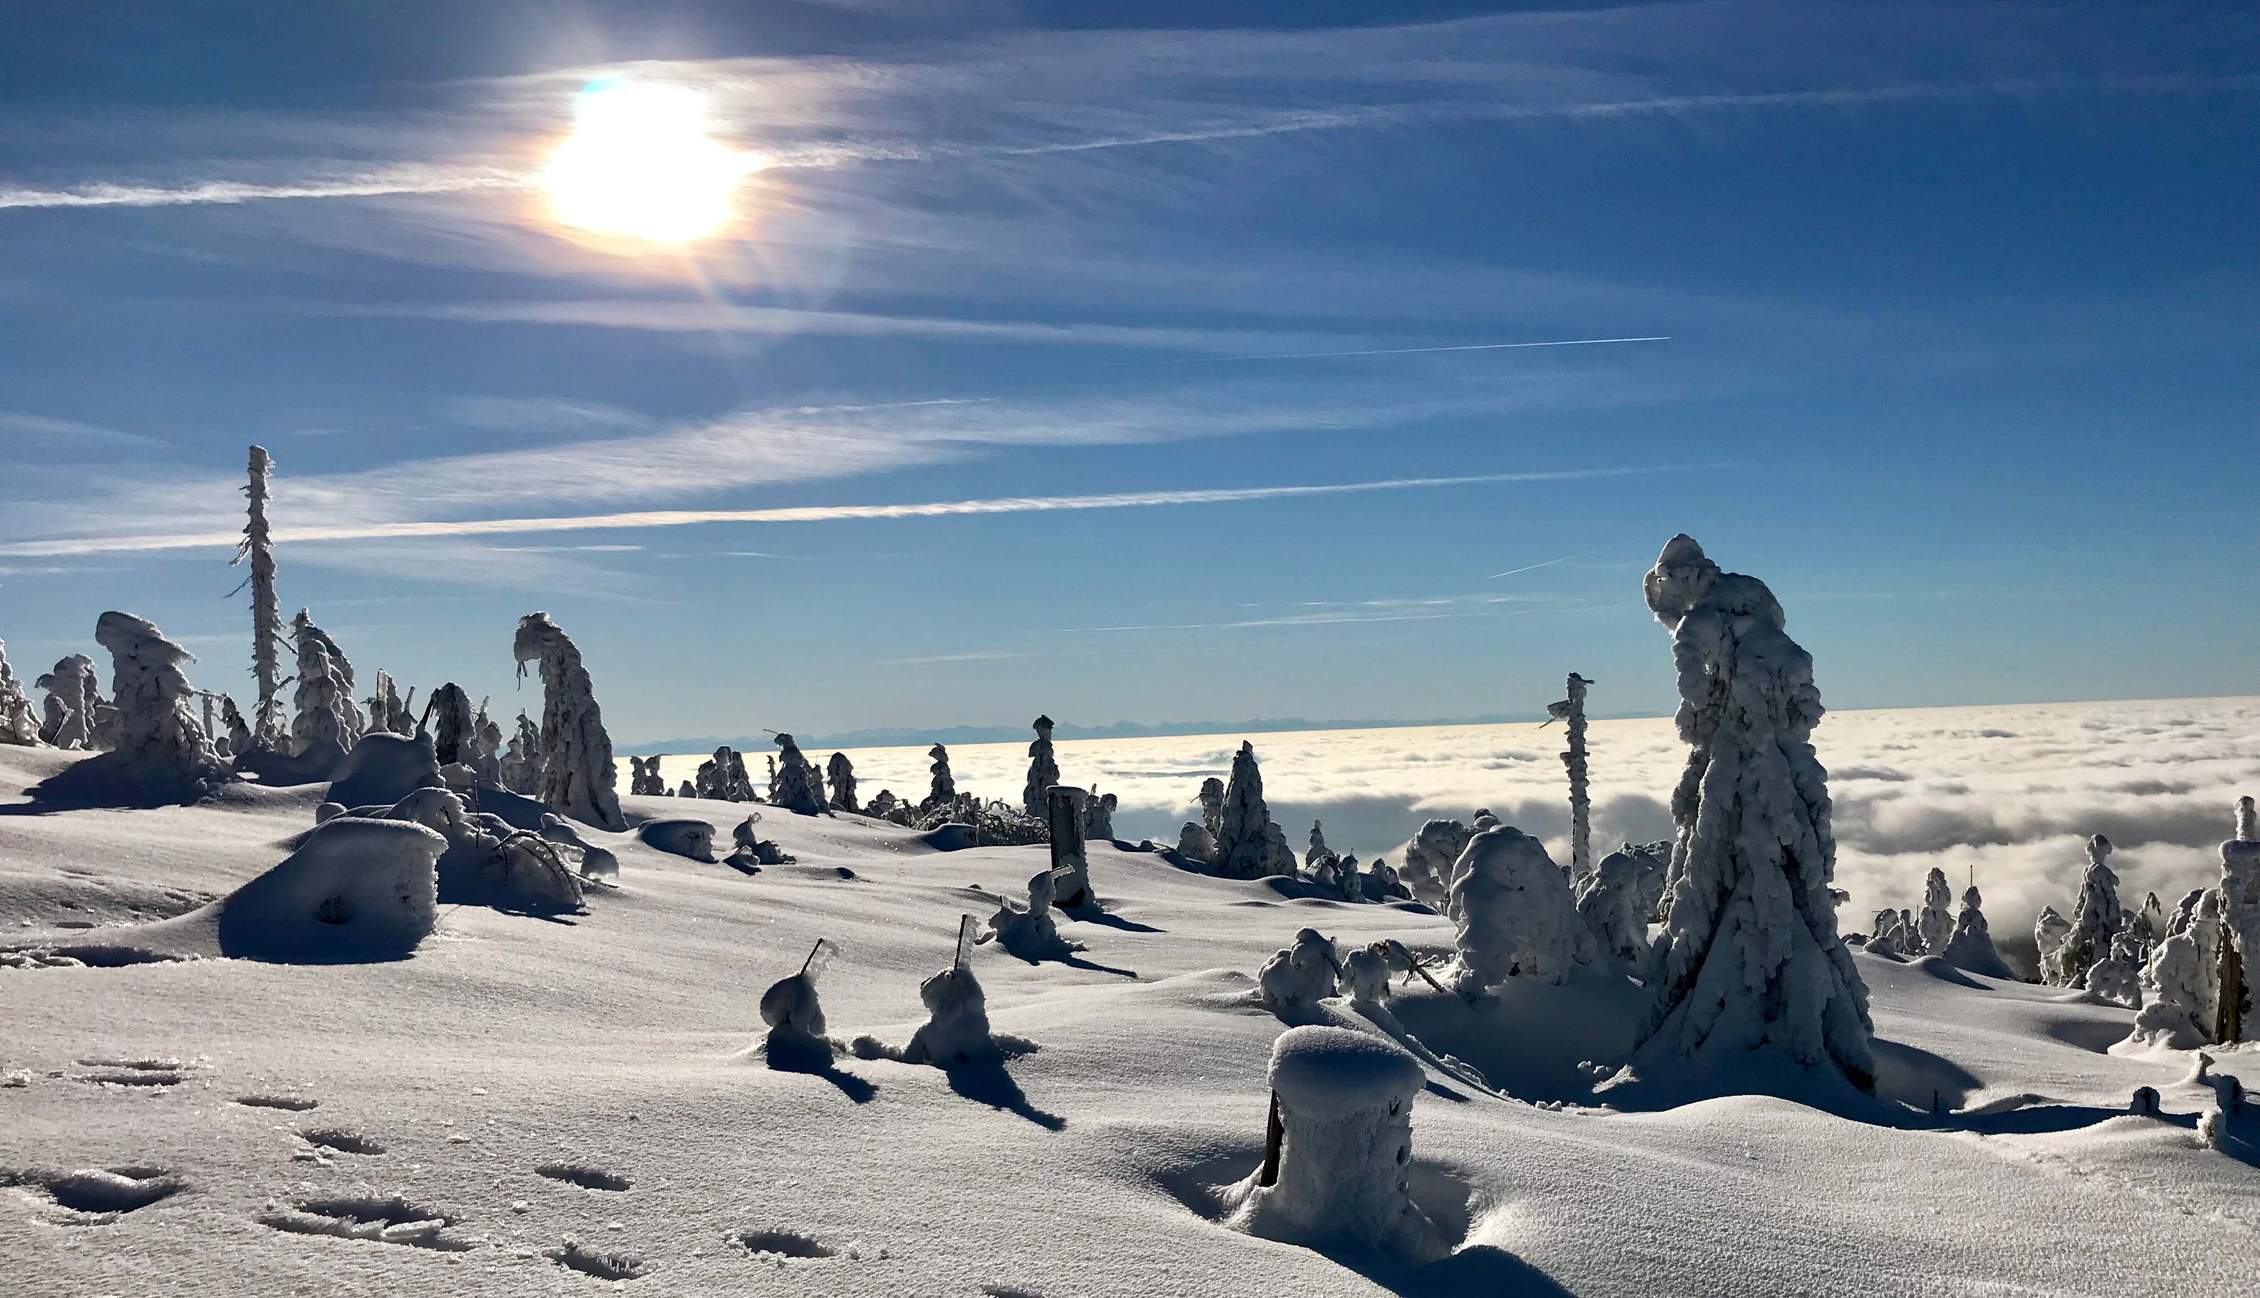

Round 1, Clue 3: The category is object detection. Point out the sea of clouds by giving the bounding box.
[648,696,2260,976]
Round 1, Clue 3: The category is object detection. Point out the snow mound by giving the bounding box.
[213,817,443,962]
[326,732,441,810]
[638,818,716,862]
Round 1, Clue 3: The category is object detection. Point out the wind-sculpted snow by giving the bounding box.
[638,695,2260,977]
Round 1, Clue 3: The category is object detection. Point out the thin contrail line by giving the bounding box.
[1,464,1722,558]
[1488,547,1605,581]
[1134,336,1669,366]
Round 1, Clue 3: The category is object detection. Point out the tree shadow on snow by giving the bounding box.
[4,759,232,814]
[1351,1245,1575,1298]
[942,1057,1066,1131]
[761,1039,877,1104]
[1065,905,1161,935]
[1869,1037,1984,1113]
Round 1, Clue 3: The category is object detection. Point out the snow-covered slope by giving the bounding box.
[3,742,2256,1296]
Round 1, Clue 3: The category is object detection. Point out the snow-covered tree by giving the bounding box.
[2126,903,2219,1051]
[982,867,1079,960]
[1555,671,1594,882]
[230,445,286,747]
[1866,908,1908,958]
[1177,820,1218,865]
[500,711,542,794]
[769,733,827,815]
[92,611,229,792]
[1398,819,1473,913]
[512,612,624,831]
[1575,848,1653,967]
[1609,535,1874,1095]
[1198,777,1225,839]
[1359,857,1406,904]
[923,743,956,812]
[35,653,99,750]
[1216,742,1296,878]
[1022,714,1060,817]
[826,752,858,813]
[1305,821,1335,873]
[2059,834,2125,988]
[469,702,503,785]
[422,682,475,768]
[726,748,756,802]
[289,610,359,771]
[1082,786,1117,841]
[2126,891,2166,963]
[1256,928,1341,1013]
[759,940,838,1069]
[1940,885,2016,979]
[1914,868,1954,955]
[2084,931,2144,1008]
[2215,799,2260,1040]
[218,693,253,757]
[0,639,37,745]
[1449,825,1595,989]
[2035,905,2075,984]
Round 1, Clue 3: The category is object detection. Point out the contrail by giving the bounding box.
[1,464,1717,558]
[1136,336,1669,366]
[1488,547,1605,581]
[0,167,530,211]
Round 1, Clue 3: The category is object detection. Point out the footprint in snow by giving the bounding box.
[536,1162,631,1191]
[2,1165,184,1219]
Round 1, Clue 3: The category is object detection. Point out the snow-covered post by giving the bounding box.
[1558,672,1593,882]
[231,445,287,747]
[1022,714,1060,818]
[924,743,956,812]
[2059,835,2124,988]
[288,610,359,772]
[769,733,828,815]
[512,612,624,831]
[1610,535,1875,1095]
[1915,867,1954,955]
[1224,1026,1446,1264]
[35,654,99,750]
[1046,785,1091,909]
[93,611,229,792]
[827,752,857,813]
[0,639,37,745]
[1449,826,1595,989]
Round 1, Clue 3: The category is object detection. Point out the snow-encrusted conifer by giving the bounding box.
[500,711,542,794]
[1611,535,1873,1094]
[1082,787,1117,841]
[1216,742,1295,878]
[2216,798,2260,1040]
[1198,777,1225,839]
[92,611,228,792]
[1866,908,1907,958]
[1914,867,1954,955]
[218,693,253,757]
[1022,714,1059,817]
[1940,885,2015,979]
[1449,826,1594,989]
[726,748,756,802]
[470,702,503,784]
[1575,848,1653,967]
[1177,820,1219,865]
[36,654,99,749]
[512,612,624,831]
[1399,819,1473,913]
[231,445,287,747]
[827,752,857,813]
[1306,821,1335,873]
[2084,931,2144,1008]
[0,639,37,745]
[2059,834,2125,988]
[423,682,475,768]
[2126,911,2217,1051]
[2035,905,2075,984]
[769,733,827,816]
[289,610,359,771]
[1257,928,1342,1013]
[924,743,956,812]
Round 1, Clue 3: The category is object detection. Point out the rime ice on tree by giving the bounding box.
[231,445,287,747]
[91,611,229,794]
[1022,714,1060,817]
[1082,787,1117,841]
[923,743,956,812]
[500,711,543,794]
[2058,835,2125,988]
[2084,931,2144,1008]
[1449,826,1594,989]
[769,734,828,816]
[423,682,475,768]
[469,701,503,785]
[0,640,37,745]
[1940,885,2015,979]
[1550,672,1594,882]
[2034,906,2074,985]
[2124,891,2223,1051]
[288,609,360,772]
[513,612,624,831]
[1576,848,1654,968]
[2214,798,2260,1040]
[36,654,100,750]
[1257,928,1342,1014]
[1609,535,1874,1096]
[1399,819,1473,913]
[1198,777,1225,839]
[827,752,858,812]
[1915,867,1954,955]
[1216,742,1296,879]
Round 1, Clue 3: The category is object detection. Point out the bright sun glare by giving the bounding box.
[545,80,750,245]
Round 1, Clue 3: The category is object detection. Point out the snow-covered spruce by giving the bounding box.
[1915,868,1954,955]
[1556,671,1594,882]
[1339,944,1393,1011]
[727,748,757,802]
[218,694,253,757]
[499,711,542,795]
[422,682,475,768]
[1398,819,1472,913]
[288,609,360,772]
[1359,857,1408,905]
[1865,908,1907,959]
[1449,826,1595,990]
[1022,714,1060,818]
[233,444,288,747]
[827,752,858,813]
[923,743,957,812]
[1198,776,1225,840]
[89,611,230,795]
[365,670,414,737]
[2218,797,2260,1040]
[1610,535,1875,1095]
[2122,895,2221,1052]
[1082,786,1117,841]
[1215,742,1297,879]
[469,701,503,785]
[1257,928,1342,1015]
[512,612,624,831]
[2058,835,2125,989]
[0,638,37,745]
[1575,847,1654,968]
[1222,1026,1446,1264]
[2083,931,2145,1008]
[1306,821,1335,874]
[2034,905,2074,984]
[769,733,828,816]
[1940,885,2016,979]
[36,653,99,750]
[1176,821,1219,866]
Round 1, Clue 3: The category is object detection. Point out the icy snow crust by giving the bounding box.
[3,739,2259,1296]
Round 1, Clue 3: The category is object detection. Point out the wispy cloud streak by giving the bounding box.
[1488,547,1606,581]
[0,166,529,211]
[1133,337,1668,366]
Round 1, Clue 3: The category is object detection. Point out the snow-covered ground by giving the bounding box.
[6,738,2258,1296]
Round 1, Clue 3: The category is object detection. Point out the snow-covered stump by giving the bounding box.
[1046,785,1092,909]
[759,939,839,1069]
[0,639,37,745]
[512,612,624,831]
[1449,826,1595,990]
[36,653,99,750]
[88,612,230,796]
[1224,1026,1446,1264]
[770,733,828,816]
[827,752,858,813]
[1607,535,1876,1097]
[1941,885,2016,979]
[1556,672,1593,883]
[233,444,287,748]
[1022,714,1060,818]
[2059,835,2125,989]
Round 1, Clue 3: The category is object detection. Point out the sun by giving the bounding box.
[544,79,752,245]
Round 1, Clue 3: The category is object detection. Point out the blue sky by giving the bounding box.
[1,1,2253,744]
